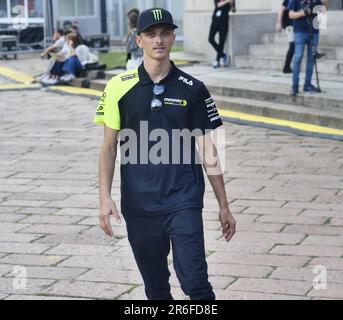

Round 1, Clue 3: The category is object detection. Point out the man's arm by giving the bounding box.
[289,9,306,19]
[276,5,286,32]
[98,125,122,237]
[217,0,233,8]
[196,133,236,242]
[41,44,58,58]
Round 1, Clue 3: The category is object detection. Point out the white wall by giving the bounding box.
[185,0,283,12]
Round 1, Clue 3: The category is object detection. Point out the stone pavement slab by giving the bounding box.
[228,278,312,296]
[215,289,310,300]
[5,295,91,300]
[0,254,67,267]
[0,278,55,295]
[40,280,133,300]
[3,266,88,281]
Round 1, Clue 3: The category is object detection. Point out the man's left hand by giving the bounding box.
[219,206,236,242]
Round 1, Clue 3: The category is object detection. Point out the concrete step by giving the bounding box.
[214,95,343,130]
[262,33,343,46]
[92,75,343,112]
[235,55,342,74]
[89,79,107,91]
[105,68,126,81]
[207,82,343,111]
[248,43,339,60]
[68,74,343,130]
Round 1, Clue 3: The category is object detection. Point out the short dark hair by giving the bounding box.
[55,29,64,36]
[67,33,82,48]
[70,25,79,32]
[63,29,73,36]
[127,8,140,17]
[128,13,139,29]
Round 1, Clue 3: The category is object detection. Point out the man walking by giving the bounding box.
[288,0,325,96]
[94,8,236,300]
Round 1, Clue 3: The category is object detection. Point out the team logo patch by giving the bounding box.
[205,97,220,122]
[152,9,163,21]
[164,98,188,108]
[121,73,138,82]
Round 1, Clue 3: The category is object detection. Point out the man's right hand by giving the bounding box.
[276,22,282,32]
[99,198,122,237]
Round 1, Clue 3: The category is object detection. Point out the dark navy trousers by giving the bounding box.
[124,209,215,300]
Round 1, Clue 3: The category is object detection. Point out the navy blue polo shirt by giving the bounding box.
[94,62,223,216]
[288,0,322,33]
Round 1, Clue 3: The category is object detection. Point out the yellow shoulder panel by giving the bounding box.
[93,68,140,131]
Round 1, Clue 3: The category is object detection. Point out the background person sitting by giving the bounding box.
[69,25,87,46]
[38,29,72,83]
[42,33,98,85]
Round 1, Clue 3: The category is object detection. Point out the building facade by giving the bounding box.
[0,0,183,41]
[184,0,343,64]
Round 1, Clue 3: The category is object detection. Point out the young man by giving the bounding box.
[94,8,236,300]
[208,0,236,68]
[288,0,326,96]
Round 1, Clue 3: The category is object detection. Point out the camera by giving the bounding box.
[300,0,313,17]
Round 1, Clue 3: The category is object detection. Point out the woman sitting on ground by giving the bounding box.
[43,33,97,85]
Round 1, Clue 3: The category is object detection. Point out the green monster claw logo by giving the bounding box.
[152,9,163,21]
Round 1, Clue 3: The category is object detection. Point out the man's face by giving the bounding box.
[137,25,175,61]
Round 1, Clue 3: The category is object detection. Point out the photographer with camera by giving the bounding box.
[287,0,328,96]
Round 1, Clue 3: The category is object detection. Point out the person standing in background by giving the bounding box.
[208,0,236,68]
[126,13,144,70]
[288,0,328,96]
[125,8,141,63]
[276,0,295,74]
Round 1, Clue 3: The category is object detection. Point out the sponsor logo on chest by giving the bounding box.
[164,98,188,108]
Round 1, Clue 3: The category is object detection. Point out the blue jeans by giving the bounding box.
[292,32,319,89]
[62,56,84,76]
[124,209,215,300]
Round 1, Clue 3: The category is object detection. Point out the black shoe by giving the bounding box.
[315,52,325,59]
[290,86,299,96]
[303,84,321,93]
[283,66,292,74]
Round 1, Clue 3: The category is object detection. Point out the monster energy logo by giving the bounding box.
[152,9,163,21]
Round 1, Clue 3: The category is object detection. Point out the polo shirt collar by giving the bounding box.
[138,61,177,85]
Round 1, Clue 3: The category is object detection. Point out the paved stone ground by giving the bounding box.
[0,84,342,300]
[0,75,14,85]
